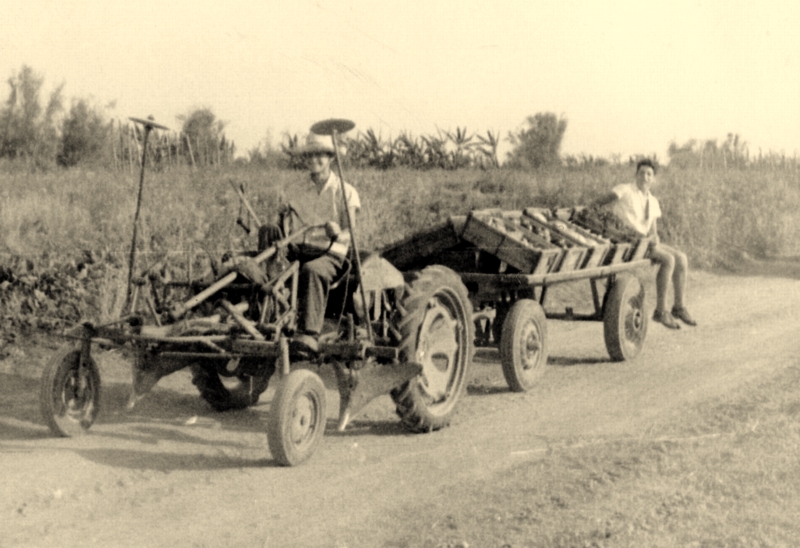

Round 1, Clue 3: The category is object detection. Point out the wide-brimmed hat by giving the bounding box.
[291,132,340,157]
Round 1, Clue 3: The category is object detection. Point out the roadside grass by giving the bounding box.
[2,162,800,343]
[376,363,800,548]
[3,163,800,266]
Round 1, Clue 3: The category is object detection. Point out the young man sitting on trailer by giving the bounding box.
[590,158,696,330]
[258,131,361,355]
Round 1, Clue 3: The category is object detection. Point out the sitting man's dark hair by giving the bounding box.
[636,158,658,174]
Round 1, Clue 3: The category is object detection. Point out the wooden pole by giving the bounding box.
[185,134,196,168]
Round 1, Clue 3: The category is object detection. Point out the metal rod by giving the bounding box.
[168,230,307,320]
[221,300,266,341]
[127,125,153,306]
[331,129,373,342]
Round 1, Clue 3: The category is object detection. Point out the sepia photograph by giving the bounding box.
[2,1,799,546]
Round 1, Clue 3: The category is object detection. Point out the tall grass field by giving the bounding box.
[1,162,799,339]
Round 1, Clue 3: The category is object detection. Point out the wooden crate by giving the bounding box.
[461,213,562,274]
[554,246,587,272]
[581,243,612,269]
[522,209,614,270]
[569,210,640,244]
[628,237,652,261]
[524,208,610,245]
[381,216,465,270]
[604,243,632,265]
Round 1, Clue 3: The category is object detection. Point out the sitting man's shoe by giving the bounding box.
[653,309,681,330]
[671,306,697,326]
[290,333,319,358]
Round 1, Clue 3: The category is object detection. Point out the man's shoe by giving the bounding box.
[671,306,697,326]
[653,309,681,330]
[290,333,319,359]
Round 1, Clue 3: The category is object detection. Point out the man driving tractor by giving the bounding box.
[258,131,361,356]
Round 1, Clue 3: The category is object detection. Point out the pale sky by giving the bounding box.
[3,0,799,162]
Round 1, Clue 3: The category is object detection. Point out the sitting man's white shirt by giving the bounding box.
[292,170,361,260]
[610,182,661,236]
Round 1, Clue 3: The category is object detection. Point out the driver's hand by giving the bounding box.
[324,221,342,239]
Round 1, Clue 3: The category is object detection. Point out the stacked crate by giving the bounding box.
[380,207,648,275]
[460,210,563,274]
[568,206,651,263]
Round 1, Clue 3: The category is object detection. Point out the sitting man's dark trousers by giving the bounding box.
[258,224,347,351]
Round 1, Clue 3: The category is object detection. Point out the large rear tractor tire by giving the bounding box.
[190,360,273,411]
[39,346,101,437]
[500,299,548,392]
[603,274,648,361]
[392,266,474,432]
[267,369,327,466]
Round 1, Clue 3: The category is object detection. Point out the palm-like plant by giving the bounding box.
[443,127,475,169]
[476,130,500,168]
[280,133,305,170]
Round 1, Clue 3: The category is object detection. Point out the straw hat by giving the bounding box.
[291,132,342,157]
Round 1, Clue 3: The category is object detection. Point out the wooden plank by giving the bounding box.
[581,243,611,269]
[461,213,561,274]
[629,237,652,261]
[605,243,632,264]
[457,259,652,288]
[380,218,463,269]
[554,247,587,272]
[522,208,609,248]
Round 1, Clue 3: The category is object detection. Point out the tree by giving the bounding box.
[0,65,63,166]
[506,113,567,169]
[178,107,231,166]
[58,98,111,167]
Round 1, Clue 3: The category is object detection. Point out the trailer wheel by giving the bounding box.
[392,266,474,432]
[267,369,327,466]
[603,274,648,361]
[39,346,101,437]
[500,299,548,392]
[190,360,273,412]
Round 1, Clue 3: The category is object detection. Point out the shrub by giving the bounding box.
[58,98,112,167]
[0,65,63,168]
[506,113,568,169]
[179,107,232,166]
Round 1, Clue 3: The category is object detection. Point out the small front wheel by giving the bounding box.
[267,369,327,466]
[39,346,101,437]
[603,274,648,361]
[500,299,548,392]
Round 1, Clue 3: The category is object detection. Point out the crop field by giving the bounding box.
[1,161,799,343]
[0,158,797,355]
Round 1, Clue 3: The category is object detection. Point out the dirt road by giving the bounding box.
[2,261,800,547]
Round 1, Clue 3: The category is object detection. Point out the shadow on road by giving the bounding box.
[548,356,610,367]
[466,384,510,396]
[474,348,498,362]
[327,418,408,437]
[0,373,46,438]
[73,447,274,471]
[0,372,270,441]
